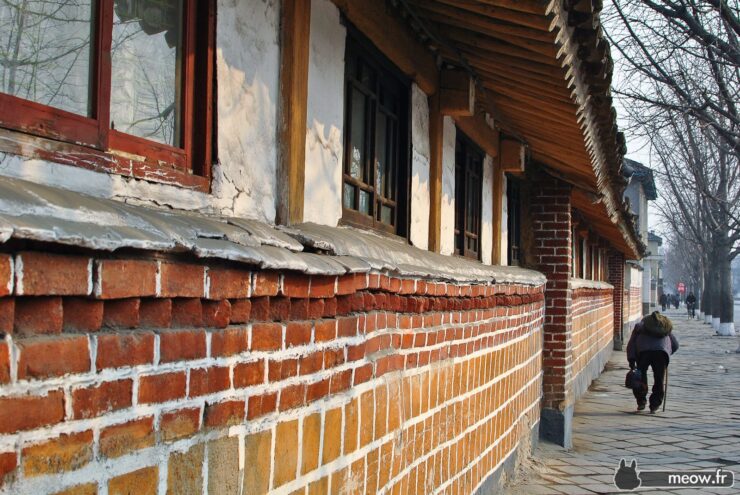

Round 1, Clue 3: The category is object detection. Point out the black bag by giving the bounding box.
[625,369,642,390]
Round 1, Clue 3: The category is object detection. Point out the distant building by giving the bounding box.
[620,159,660,344]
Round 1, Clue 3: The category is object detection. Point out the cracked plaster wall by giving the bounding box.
[481,154,493,265]
[410,84,431,251]
[303,0,345,226]
[500,174,509,265]
[440,117,457,256]
[0,0,281,223]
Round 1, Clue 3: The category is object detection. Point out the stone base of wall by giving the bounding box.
[539,406,573,448]
[475,419,540,494]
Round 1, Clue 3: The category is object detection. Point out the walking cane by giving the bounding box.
[663,366,669,412]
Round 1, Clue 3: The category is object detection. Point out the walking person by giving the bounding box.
[660,293,668,312]
[686,292,697,318]
[626,312,679,413]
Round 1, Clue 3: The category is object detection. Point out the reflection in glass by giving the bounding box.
[359,190,370,215]
[350,88,365,180]
[110,0,182,146]
[343,183,355,210]
[0,1,94,116]
[381,205,392,225]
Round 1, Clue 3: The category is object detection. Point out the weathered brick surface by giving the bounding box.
[16,252,90,296]
[0,251,593,495]
[63,298,104,332]
[17,335,90,380]
[95,259,157,299]
[108,466,158,495]
[14,297,63,335]
[22,430,93,476]
[102,298,140,328]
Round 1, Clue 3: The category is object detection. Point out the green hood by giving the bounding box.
[641,311,673,337]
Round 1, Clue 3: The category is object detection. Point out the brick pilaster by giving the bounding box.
[529,175,573,446]
[607,250,625,349]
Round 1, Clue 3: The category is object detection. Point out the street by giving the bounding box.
[504,309,740,494]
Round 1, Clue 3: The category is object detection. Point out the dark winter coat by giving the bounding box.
[626,322,679,364]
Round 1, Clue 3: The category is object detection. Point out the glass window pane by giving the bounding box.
[359,190,370,215]
[343,183,355,209]
[0,1,94,116]
[375,112,387,194]
[349,88,366,180]
[110,0,183,146]
[381,205,392,226]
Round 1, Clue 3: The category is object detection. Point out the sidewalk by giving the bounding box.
[504,309,740,494]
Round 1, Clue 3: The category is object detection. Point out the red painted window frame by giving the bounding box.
[0,0,215,190]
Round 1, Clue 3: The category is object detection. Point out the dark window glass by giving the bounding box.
[342,31,409,235]
[454,132,483,259]
[507,177,522,266]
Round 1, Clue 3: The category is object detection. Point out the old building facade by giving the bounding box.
[0,1,643,493]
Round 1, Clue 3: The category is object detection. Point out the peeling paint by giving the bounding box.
[440,117,456,256]
[410,84,431,251]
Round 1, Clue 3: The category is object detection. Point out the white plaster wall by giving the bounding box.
[480,155,493,265]
[303,0,345,226]
[500,174,509,266]
[0,0,282,224]
[410,84,431,250]
[439,117,457,256]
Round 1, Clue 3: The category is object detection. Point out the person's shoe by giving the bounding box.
[649,405,659,414]
[637,401,647,411]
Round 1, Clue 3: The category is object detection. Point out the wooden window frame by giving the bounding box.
[506,175,522,266]
[454,131,483,260]
[0,0,215,191]
[340,25,411,238]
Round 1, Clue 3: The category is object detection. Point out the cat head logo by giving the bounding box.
[614,459,641,490]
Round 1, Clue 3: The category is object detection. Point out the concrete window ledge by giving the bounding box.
[569,278,614,291]
[0,176,545,286]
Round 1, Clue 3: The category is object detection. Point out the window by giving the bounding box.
[454,132,483,259]
[342,30,410,235]
[507,176,522,266]
[0,0,214,185]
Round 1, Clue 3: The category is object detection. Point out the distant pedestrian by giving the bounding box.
[673,294,679,310]
[626,312,679,413]
[660,293,668,311]
[686,292,697,318]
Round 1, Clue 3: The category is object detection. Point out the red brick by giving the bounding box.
[0,452,17,486]
[202,299,231,328]
[229,299,251,323]
[285,321,311,348]
[281,273,309,298]
[330,369,352,394]
[103,299,140,329]
[0,390,65,433]
[337,316,357,337]
[250,297,270,321]
[72,379,133,419]
[96,332,154,369]
[204,400,245,428]
[189,366,230,397]
[247,392,277,419]
[233,361,265,388]
[210,327,248,357]
[278,384,305,411]
[99,417,154,458]
[323,348,344,369]
[17,335,90,380]
[251,323,282,351]
[0,342,8,384]
[299,352,323,376]
[269,297,291,321]
[160,407,201,441]
[17,252,90,296]
[138,371,186,404]
[63,298,103,332]
[308,299,325,319]
[353,363,373,385]
[323,297,337,317]
[0,255,12,296]
[268,358,298,381]
[305,379,330,402]
[310,276,336,298]
[252,272,279,297]
[14,297,63,336]
[139,298,172,328]
[207,268,250,299]
[171,298,202,327]
[159,329,206,363]
[289,298,309,320]
[0,298,13,334]
[159,262,205,298]
[314,320,336,342]
[95,259,157,299]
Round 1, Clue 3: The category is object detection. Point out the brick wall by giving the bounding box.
[528,176,573,413]
[0,251,545,494]
[570,288,614,398]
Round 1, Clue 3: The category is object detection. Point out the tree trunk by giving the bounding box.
[717,234,735,336]
[702,261,713,324]
[710,239,722,332]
